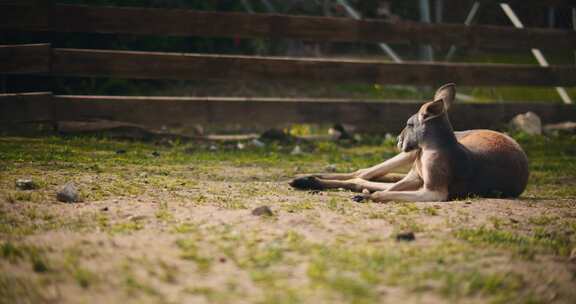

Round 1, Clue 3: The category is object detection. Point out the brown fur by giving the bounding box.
[450,130,529,198]
[290,84,529,202]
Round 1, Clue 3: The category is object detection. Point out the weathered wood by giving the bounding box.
[52,95,576,133]
[0,0,569,7]
[455,0,575,7]
[1,4,575,50]
[0,0,36,4]
[51,48,576,87]
[0,44,51,74]
[0,3,52,30]
[0,92,53,122]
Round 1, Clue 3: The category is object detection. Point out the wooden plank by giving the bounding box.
[454,0,575,7]
[0,3,51,30]
[51,48,576,87]
[52,95,576,133]
[0,0,569,7]
[1,4,576,50]
[0,92,53,122]
[0,44,51,74]
[0,0,36,4]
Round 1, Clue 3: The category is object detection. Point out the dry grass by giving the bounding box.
[0,133,575,303]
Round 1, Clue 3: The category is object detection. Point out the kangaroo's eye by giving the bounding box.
[407,123,414,127]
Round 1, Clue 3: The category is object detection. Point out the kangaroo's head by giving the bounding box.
[397,83,456,152]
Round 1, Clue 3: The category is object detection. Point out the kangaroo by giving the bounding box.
[289,83,529,203]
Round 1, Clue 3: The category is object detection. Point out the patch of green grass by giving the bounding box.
[365,210,391,220]
[422,206,439,216]
[123,275,162,298]
[306,240,535,303]
[175,239,212,272]
[528,215,557,226]
[435,269,526,301]
[155,202,174,222]
[0,133,574,303]
[284,199,315,213]
[0,273,50,304]
[326,198,352,215]
[1,241,50,273]
[396,203,420,215]
[97,213,147,234]
[455,227,573,257]
[110,220,144,234]
[63,249,98,289]
[172,223,198,234]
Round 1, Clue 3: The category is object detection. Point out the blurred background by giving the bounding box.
[2,0,575,103]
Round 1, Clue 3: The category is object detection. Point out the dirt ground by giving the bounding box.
[1,134,575,304]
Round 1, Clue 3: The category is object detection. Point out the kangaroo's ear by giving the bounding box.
[433,83,456,111]
[420,99,445,122]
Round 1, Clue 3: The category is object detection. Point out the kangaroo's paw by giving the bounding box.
[351,189,371,203]
[289,176,324,191]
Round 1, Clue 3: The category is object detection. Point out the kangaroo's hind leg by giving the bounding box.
[290,151,416,191]
[290,177,395,192]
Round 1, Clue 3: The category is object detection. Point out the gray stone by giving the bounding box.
[510,112,542,135]
[325,164,337,172]
[395,231,415,242]
[290,145,303,155]
[252,206,274,217]
[15,179,39,190]
[251,139,265,148]
[56,182,79,203]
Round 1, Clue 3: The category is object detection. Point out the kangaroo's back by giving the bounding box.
[451,130,529,199]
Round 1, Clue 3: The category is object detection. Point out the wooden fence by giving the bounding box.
[1,2,575,133]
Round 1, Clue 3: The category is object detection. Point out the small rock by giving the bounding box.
[15,179,39,190]
[395,231,415,242]
[100,206,109,212]
[510,112,542,135]
[151,151,161,157]
[325,164,337,172]
[252,206,274,217]
[209,145,218,151]
[56,182,79,203]
[236,142,245,150]
[251,139,266,148]
[290,145,303,155]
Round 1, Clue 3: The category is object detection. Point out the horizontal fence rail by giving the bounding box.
[0,92,53,123]
[3,44,576,87]
[1,4,576,50]
[0,44,51,74]
[448,0,574,7]
[2,93,575,133]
